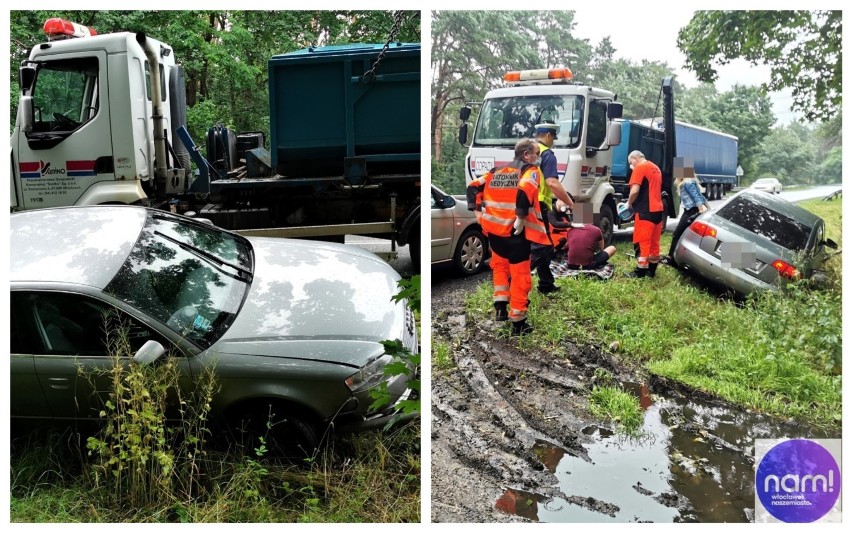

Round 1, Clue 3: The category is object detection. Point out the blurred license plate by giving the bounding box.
[719,241,757,269]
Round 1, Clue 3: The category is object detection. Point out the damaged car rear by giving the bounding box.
[672,189,838,296]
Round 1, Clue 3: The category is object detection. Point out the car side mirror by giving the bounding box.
[823,238,838,250]
[436,195,456,209]
[133,340,166,365]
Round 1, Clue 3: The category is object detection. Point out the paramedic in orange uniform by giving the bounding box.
[467,139,549,336]
[625,150,664,278]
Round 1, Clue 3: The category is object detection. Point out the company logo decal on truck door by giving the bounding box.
[19,160,95,178]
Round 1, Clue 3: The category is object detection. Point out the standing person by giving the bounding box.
[624,150,664,278]
[663,172,709,267]
[531,122,575,294]
[467,139,549,336]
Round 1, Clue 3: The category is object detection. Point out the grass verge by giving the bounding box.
[10,423,420,522]
[466,198,842,428]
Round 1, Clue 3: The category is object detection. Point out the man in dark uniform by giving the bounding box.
[531,122,574,293]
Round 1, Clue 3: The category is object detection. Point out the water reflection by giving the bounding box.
[496,386,837,523]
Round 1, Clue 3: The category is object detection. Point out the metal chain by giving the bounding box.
[364,11,407,81]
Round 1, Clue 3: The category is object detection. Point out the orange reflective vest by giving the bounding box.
[476,165,521,237]
[518,166,551,245]
[469,163,550,245]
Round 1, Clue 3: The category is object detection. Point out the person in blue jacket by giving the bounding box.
[664,172,709,267]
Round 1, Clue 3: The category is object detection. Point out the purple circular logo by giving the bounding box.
[756,439,840,522]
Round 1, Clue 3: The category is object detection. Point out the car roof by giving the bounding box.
[11,206,147,288]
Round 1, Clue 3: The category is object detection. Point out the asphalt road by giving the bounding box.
[345,235,416,277]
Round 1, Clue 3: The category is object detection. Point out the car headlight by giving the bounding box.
[345,354,391,393]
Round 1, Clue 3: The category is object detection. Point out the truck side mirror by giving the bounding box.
[458,123,468,146]
[824,238,838,250]
[18,96,34,133]
[608,121,622,147]
[607,102,623,119]
[459,106,471,121]
[19,66,36,94]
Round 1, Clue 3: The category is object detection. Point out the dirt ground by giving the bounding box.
[429,270,835,523]
[430,271,660,522]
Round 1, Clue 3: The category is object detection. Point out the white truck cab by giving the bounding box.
[11,18,188,211]
[460,68,624,244]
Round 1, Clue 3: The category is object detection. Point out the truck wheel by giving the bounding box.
[599,204,615,247]
[453,228,487,276]
[408,224,421,273]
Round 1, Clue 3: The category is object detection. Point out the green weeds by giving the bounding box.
[588,386,644,435]
[468,199,842,428]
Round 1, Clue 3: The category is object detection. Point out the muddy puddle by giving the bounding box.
[496,381,835,523]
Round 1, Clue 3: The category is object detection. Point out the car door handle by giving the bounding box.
[46,377,71,390]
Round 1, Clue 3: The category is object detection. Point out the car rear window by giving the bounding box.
[715,196,811,251]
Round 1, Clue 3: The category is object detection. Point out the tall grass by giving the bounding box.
[11,317,420,522]
[467,198,842,428]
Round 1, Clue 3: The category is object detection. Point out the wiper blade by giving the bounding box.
[154,230,253,282]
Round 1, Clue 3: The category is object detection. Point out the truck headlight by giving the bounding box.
[344,354,390,393]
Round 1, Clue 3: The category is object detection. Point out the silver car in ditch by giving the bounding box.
[672,189,837,296]
[431,185,489,275]
[10,206,417,453]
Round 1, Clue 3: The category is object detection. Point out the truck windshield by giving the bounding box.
[105,213,254,349]
[473,95,584,149]
[29,57,98,133]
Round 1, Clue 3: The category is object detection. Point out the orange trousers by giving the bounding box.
[488,234,532,322]
[633,217,662,267]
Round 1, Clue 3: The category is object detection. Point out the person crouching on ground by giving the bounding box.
[550,200,616,270]
[467,139,550,336]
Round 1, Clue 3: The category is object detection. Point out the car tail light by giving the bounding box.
[771,259,801,280]
[688,220,717,238]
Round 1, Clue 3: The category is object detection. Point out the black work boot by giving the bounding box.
[624,267,649,279]
[538,284,561,295]
[494,302,509,322]
[511,319,534,337]
[648,262,659,278]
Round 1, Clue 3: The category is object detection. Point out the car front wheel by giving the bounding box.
[453,228,488,275]
[224,401,320,460]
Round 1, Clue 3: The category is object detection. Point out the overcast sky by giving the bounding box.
[570,9,800,124]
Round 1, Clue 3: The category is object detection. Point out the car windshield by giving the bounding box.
[753,179,774,185]
[715,196,811,251]
[105,212,253,348]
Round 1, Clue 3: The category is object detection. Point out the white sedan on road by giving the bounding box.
[750,177,783,195]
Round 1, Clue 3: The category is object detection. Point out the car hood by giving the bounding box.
[212,237,404,368]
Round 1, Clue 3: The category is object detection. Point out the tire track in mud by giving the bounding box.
[431,304,626,522]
